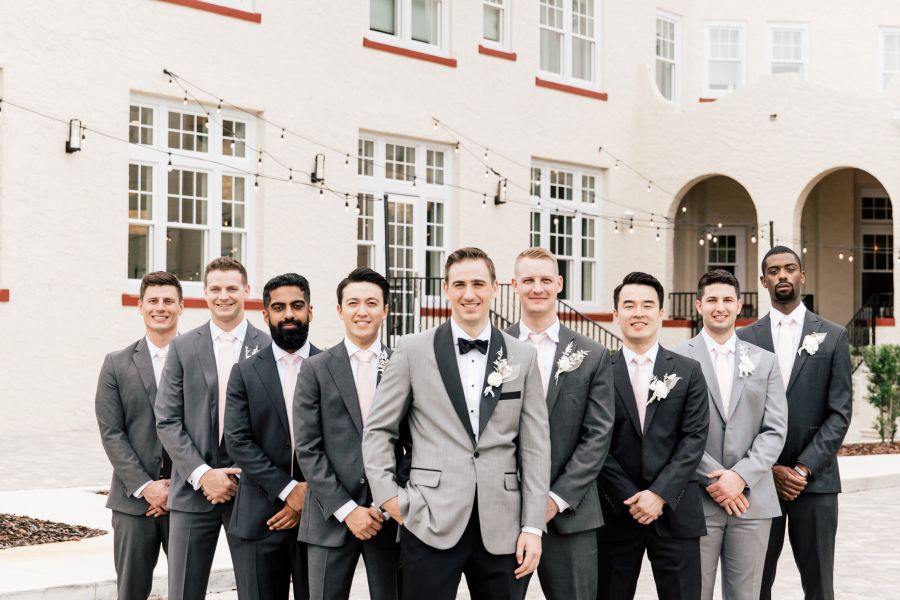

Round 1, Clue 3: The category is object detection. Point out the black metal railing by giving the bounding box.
[668,292,759,335]
[557,299,623,351]
[846,292,894,372]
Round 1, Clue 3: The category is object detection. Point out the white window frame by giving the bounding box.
[538,0,602,90]
[654,11,681,103]
[768,22,809,79]
[880,27,900,90]
[704,227,746,287]
[127,95,256,297]
[704,21,746,98]
[482,0,512,51]
[530,161,602,306]
[368,0,452,57]
[356,133,454,281]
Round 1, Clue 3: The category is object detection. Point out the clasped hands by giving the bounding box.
[267,482,307,531]
[143,479,170,517]
[200,467,241,504]
[624,489,666,524]
[706,469,749,516]
[772,464,808,501]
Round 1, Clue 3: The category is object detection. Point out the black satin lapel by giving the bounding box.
[642,349,673,435]
[133,339,157,407]
[612,352,643,438]
[253,348,290,436]
[786,312,821,393]
[546,326,576,414]
[327,344,364,435]
[434,323,476,443]
[478,327,507,437]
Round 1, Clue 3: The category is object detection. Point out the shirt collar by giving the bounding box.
[145,336,166,358]
[517,319,561,344]
[770,302,807,327]
[622,342,660,365]
[450,318,492,343]
[272,340,310,362]
[700,329,737,354]
[344,337,382,358]
[210,318,249,343]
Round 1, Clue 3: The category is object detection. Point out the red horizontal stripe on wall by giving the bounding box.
[699,97,717,103]
[363,37,458,67]
[122,293,264,310]
[157,0,262,23]
[478,45,517,61]
[535,77,608,101]
[0,289,9,302]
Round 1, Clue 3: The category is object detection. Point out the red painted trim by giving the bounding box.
[699,97,717,103]
[581,312,614,322]
[736,318,757,327]
[0,289,8,302]
[420,307,451,317]
[478,45,517,61]
[663,319,693,328]
[157,0,261,22]
[363,38,458,67]
[122,293,264,310]
[876,318,896,327]
[535,77,608,101]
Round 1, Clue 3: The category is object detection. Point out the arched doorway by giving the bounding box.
[669,175,760,325]
[799,167,894,324]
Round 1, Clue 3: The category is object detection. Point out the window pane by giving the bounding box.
[166,228,205,282]
[656,59,675,100]
[127,224,151,279]
[572,38,594,81]
[357,245,375,269]
[370,0,396,34]
[358,139,375,176]
[484,5,502,42]
[709,60,741,91]
[581,261,594,301]
[541,29,563,73]
[221,231,244,263]
[411,0,439,45]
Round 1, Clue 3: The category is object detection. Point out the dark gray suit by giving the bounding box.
[155,320,269,600]
[737,311,851,600]
[225,343,319,600]
[506,323,614,600]
[295,343,404,600]
[95,337,171,600]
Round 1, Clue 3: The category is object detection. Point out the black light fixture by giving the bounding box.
[310,153,326,183]
[493,178,508,205]
[65,119,82,153]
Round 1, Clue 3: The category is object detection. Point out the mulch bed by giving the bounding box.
[838,442,900,456]
[0,513,106,549]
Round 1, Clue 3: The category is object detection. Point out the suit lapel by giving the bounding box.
[753,314,775,353]
[194,323,219,439]
[434,322,476,444]
[327,343,364,435]
[376,347,392,386]
[688,334,727,423]
[612,352,643,438]
[478,327,507,437]
[252,346,290,436]
[546,325,576,414]
[727,341,751,420]
[240,323,264,361]
[133,338,157,409]
[786,311,822,393]
[643,347,674,436]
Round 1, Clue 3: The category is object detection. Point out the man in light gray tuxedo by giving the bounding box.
[363,247,550,600]
[156,257,270,600]
[296,268,406,600]
[96,271,183,600]
[506,247,614,600]
[672,269,787,600]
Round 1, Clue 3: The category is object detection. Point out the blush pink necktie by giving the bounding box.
[528,332,549,393]
[776,317,795,390]
[715,345,733,418]
[217,333,236,442]
[154,346,169,386]
[356,350,375,425]
[282,354,300,448]
[631,354,650,432]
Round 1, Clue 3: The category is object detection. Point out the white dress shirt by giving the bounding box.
[621,343,660,382]
[700,330,737,373]
[188,319,250,490]
[272,340,311,501]
[333,338,383,523]
[450,319,492,442]
[769,302,807,351]
[135,337,173,498]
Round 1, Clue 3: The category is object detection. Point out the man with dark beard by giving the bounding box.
[224,273,320,599]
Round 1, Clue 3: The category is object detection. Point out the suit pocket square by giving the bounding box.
[499,391,521,400]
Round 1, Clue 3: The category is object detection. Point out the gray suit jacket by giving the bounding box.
[362,321,550,555]
[506,323,614,534]
[96,337,171,516]
[737,311,852,494]
[672,334,788,520]
[155,320,270,512]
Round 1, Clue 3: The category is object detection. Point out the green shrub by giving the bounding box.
[863,344,900,443]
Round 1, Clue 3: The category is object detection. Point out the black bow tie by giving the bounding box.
[458,337,489,355]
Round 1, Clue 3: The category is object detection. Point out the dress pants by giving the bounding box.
[167,502,240,600]
[111,510,169,600]
[231,527,308,600]
[400,502,524,600]
[760,493,838,600]
[307,520,400,600]
[597,524,701,600]
[699,510,771,600]
[529,528,597,600]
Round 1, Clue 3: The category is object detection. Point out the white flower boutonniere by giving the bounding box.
[484,348,516,397]
[554,341,590,384]
[244,345,260,359]
[737,345,757,378]
[798,332,827,356]
[647,373,682,404]
[377,349,390,374]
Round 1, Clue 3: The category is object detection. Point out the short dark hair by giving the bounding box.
[444,247,497,282]
[761,245,803,274]
[613,272,665,308]
[263,273,311,308]
[697,269,741,298]
[337,268,390,305]
[204,256,248,286]
[140,271,183,301]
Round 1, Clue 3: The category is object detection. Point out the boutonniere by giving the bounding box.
[244,345,260,359]
[647,373,682,404]
[798,332,827,356]
[554,341,590,384]
[377,349,390,374]
[737,345,757,378]
[484,349,516,397]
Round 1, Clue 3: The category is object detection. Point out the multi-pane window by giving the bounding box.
[167,111,208,153]
[483,0,506,45]
[370,0,446,50]
[358,139,375,177]
[707,24,744,95]
[426,150,445,185]
[882,30,900,89]
[128,163,153,279]
[655,15,678,101]
[357,193,376,269]
[425,201,445,293]
[221,175,246,263]
[707,235,738,275]
[550,215,574,299]
[550,170,573,201]
[129,105,153,145]
[581,175,596,203]
[530,167,542,197]
[530,212,541,247]
[863,234,894,272]
[770,25,808,77]
[166,169,208,281]
[385,143,416,182]
[222,120,246,158]
[540,0,599,84]
[581,218,596,301]
[862,196,893,220]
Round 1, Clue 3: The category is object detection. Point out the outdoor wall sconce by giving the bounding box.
[311,153,325,183]
[65,119,82,153]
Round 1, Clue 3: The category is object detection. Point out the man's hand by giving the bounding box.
[285,482,307,513]
[514,532,542,579]
[142,479,170,512]
[345,506,384,540]
[145,505,169,517]
[267,505,300,530]
[721,493,749,516]
[200,467,241,504]
[545,497,560,523]
[772,465,806,501]
[381,496,404,525]
[624,490,665,525]
[705,469,747,505]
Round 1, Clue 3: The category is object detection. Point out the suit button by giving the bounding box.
[285,443,290,448]
[474,452,480,458]
[360,478,366,484]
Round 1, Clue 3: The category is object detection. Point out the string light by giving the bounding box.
[288,169,293,184]
[647,181,652,193]
[802,246,807,254]
[482,194,487,208]
[629,218,634,234]
[681,203,687,213]
[838,251,844,260]
[484,168,489,178]
[655,228,661,242]
[706,232,713,241]
[614,161,619,171]
[699,238,705,246]
[319,187,324,198]
[717,222,723,228]
[344,194,350,211]
[712,236,719,244]
[168,76,173,87]
[257,151,262,166]
[848,254,854,263]
[454,142,460,154]
[751,228,757,244]
[254,175,259,189]
[345,154,350,168]
[614,221,619,234]
[411,176,417,189]
[433,119,438,130]
[216,100,222,114]
[183,94,188,106]
[167,153,173,172]
[280,129,285,143]
[483,148,489,161]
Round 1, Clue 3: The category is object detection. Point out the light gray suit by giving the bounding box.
[672,333,788,600]
[362,321,550,598]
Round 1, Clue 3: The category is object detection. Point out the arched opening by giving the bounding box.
[670,175,760,325]
[799,167,893,324]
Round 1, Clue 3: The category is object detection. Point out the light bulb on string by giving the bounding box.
[655,228,661,242]
[838,251,844,260]
[483,148,489,161]
[649,214,654,225]
[412,177,417,189]
[614,221,619,234]
[751,228,757,244]
[230,140,236,151]
[319,187,324,198]
[216,100,222,114]
[433,119,438,130]
[288,169,293,184]
[454,142,459,154]
[203,115,209,129]
[168,76,173,87]
[482,194,486,209]
[258,151,262,166]
[629,219,634,234]
[614,161,619,171]
[681,203,687,213]
[699,238,705,246]
[344,194,349,211]
[706,232,713,241]
[802,246,807,254]
[713,236,719,244]
[717,222,723,228]
[167,153,173,172]
[183,94,188,106]
[647,181,652,193]
[848,254,854,263]
[254,175,259,190]
[484,168,489,178]
[345,154,350,169]
[280,129,285,143]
